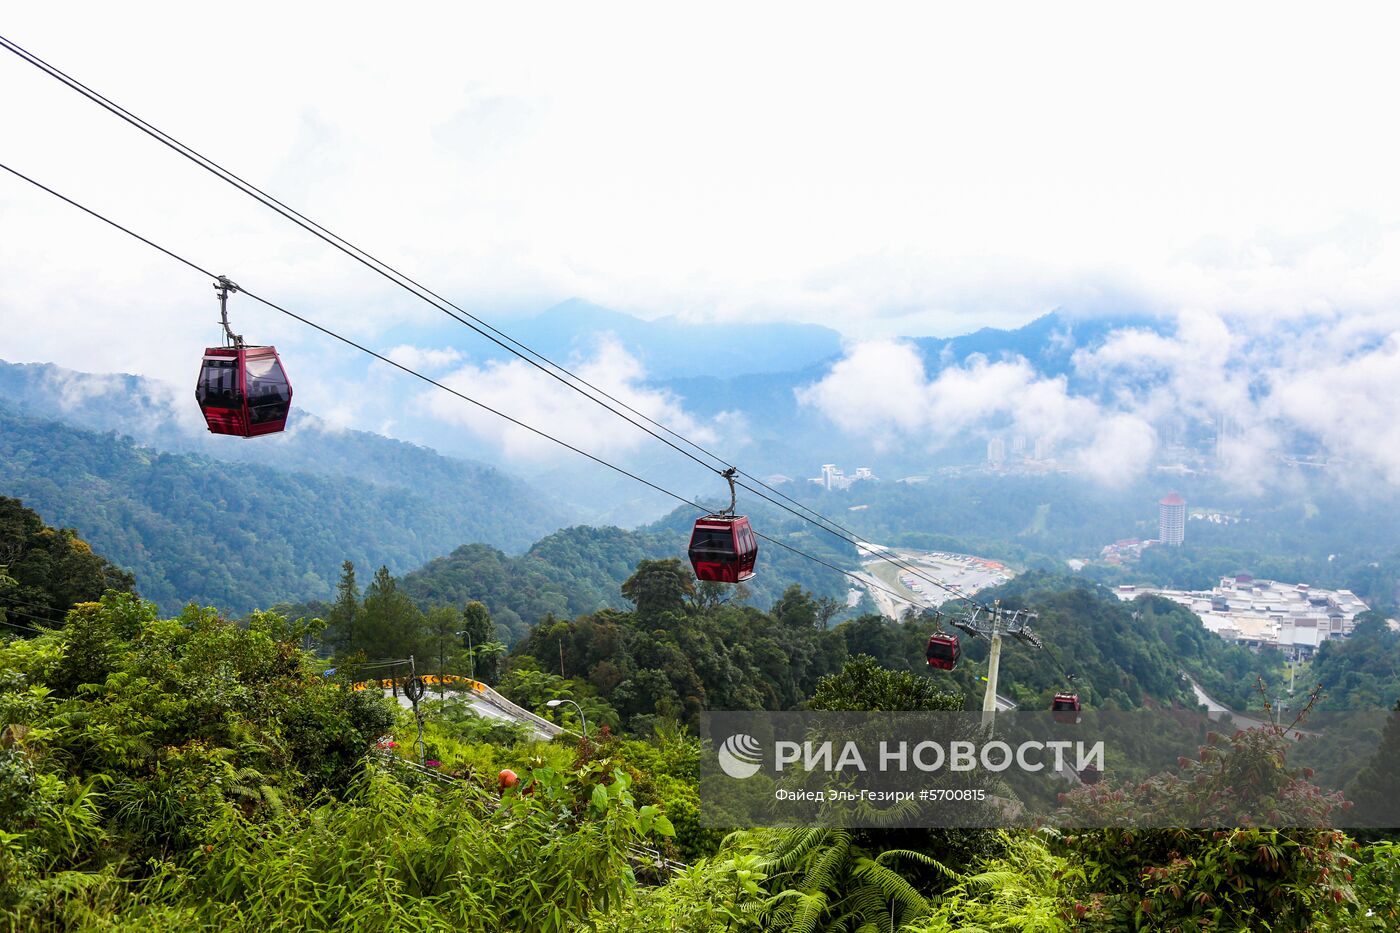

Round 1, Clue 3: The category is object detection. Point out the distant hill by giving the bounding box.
[648,310,1165,474]
[0,359,576,534]
[0,406,569,614]
[401,508,860,642]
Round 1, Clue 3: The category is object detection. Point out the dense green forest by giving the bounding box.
[5,506,1400,930]
[5,587,1398,929]
[0,406,567,613]
[0,360,576,539]
[1303,614,1400,709]
[0,497,136,629]
[398,510,855,643]
[487,565,1289,740]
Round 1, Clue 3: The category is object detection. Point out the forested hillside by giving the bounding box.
[0,497,135,629]
[0,360,574,544]
[5,516,1398,930]
[1304,614,1400,709]
[493,566,1281,736]
[399,508,857,642]
[967,573,1281,710]
[0,407,566,613]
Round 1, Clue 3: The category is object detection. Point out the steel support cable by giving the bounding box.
[0,617,45,635]
[734,479,978,608]
[0,161,919,611]
[0,605,60,631]
[0,33,994,614]
[0,34,727,477]
[0,593,73,616]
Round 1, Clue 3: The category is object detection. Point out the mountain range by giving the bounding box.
[0,308,1161,617]
[0,379,573,613]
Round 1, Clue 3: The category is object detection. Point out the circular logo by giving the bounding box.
[718,733,763,779]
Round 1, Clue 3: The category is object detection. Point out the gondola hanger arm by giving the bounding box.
[215,275,244,348]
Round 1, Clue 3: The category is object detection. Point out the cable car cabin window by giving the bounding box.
[690,526,737,555]
[245,355,291,424]
[197,358,241,408]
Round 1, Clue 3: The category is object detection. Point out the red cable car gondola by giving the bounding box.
[1051,692,1082,725]
[688,469,758,583]
[925,632,960,671]
[196,277,292,438]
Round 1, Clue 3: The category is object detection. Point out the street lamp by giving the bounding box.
[454,630,475,680]
[545,698,588,739]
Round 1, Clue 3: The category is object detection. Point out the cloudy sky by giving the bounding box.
[4,3,1400,485]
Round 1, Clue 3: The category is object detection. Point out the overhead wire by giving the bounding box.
[0,605,58,631]
[0,593,68,616]
[0,161,920,612]
[0,616,45,634]
[0,32,992,614]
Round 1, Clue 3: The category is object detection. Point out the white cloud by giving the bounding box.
[802,306,1400,490]
[5,1,1400,459]
[1071,415,1159,487]
[795,340,1149,483]
[421,337,717,461]
[385,345,464,372]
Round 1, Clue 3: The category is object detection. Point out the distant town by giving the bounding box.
[1115,576,1372,659]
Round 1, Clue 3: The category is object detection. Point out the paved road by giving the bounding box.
[1185,675,1317,739]
[384,681,564,742]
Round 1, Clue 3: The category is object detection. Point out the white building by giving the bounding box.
[812,464,876,490]
[987,437,1006,465]
[1158,492,1186,546]
[1117,576,1371,658]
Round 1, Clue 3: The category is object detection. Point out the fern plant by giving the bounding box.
[742,827,952,933]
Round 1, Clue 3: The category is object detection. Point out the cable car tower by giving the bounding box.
[949,601,1043,723]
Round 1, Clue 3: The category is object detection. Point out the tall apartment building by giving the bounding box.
[1158,492,1186,546]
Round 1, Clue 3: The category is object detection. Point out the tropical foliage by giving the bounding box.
[0,496,135,628]
[4,511,1399,931]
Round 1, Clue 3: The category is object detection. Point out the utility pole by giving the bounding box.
[405,655,427,765]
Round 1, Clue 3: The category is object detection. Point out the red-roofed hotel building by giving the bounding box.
[1159,492,1186,546]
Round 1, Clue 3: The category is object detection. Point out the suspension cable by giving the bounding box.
[0,160,923,610]
[0,32,991,612]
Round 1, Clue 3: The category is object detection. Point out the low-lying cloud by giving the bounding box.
[798,306,1400,491]
[421,337,721,461]
[794,340,1155,485]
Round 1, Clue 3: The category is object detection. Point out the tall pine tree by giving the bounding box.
[326,560,360,656]
[359,565,425,662]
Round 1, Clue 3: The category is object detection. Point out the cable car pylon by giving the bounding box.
[949,601,1043,725]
